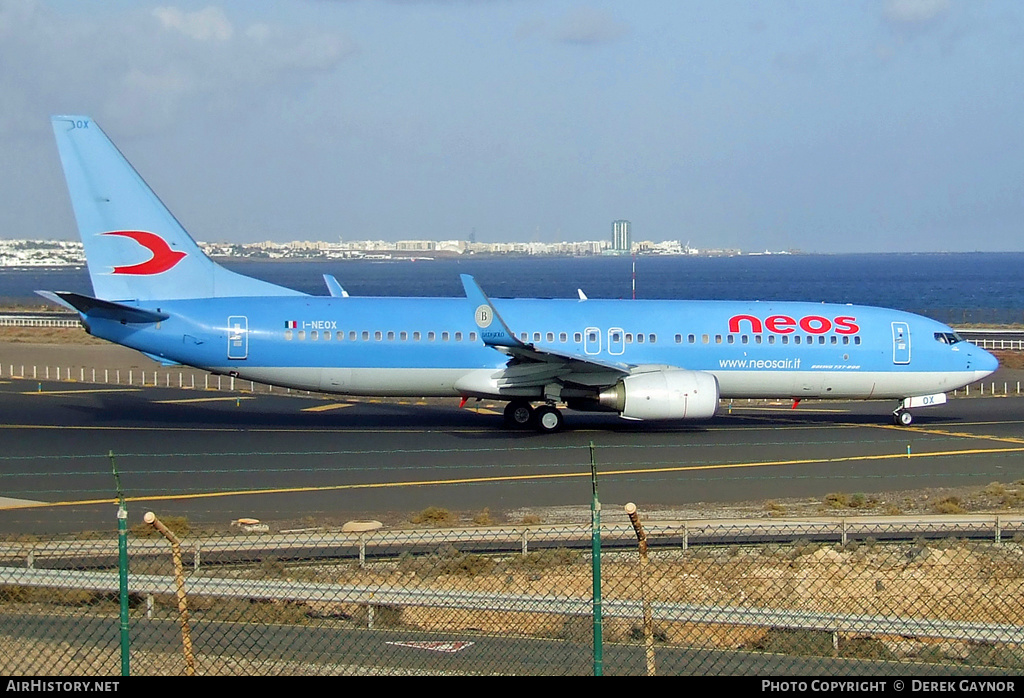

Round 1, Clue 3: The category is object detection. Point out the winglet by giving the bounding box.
[323,274,349,297]
[459,274,526,348]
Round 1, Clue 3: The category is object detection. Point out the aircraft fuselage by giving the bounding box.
[86,295,992,402]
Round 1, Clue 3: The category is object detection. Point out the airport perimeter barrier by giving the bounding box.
[2,514,1024,676]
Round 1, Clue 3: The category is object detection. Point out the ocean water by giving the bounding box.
[3,252,1023,324]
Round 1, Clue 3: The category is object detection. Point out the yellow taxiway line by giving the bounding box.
[301,403,356,412]
[21,442,1024,510]
[154,396,255,404]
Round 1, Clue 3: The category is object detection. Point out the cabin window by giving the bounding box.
[755,335,762,344]
[649,334,657,343]
[442,331,450,341]
[559,332,567,342]
[360,331,368,341]
[387,331,395,341]
[781,336,789,345]
[702,334,709,344]
[520,332,528,341]
[400,331,408,341]
[843,336,850,345]
[428,331,436,341]
[715,335,722,344]
[688,334,696,344]
[637,334,645,344]
[727,335,734,344]
[285,330,293,341]
[794,336,801,345]
[323,331,331,341]
[470,332,477,341]
[574,332,583,343]
[547,332,554,342]
[533,332,541,342]
[372,331,381,341]
[741,335,749,344]
[348,331,355,341]
[455,331,462,341]
[413,331,421,341]
[625,333,633,343]
[854,336,862,345]
[768,335,775,345]
[311,330,319,341]
[674,334,682,344]
[299,330,306,341]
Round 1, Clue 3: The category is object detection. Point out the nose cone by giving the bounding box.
[973,346,999,380]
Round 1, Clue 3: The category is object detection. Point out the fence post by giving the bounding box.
[625,502,656,676]
[145,512,197,676]
[111,451,130,677]
[589,442,603,676]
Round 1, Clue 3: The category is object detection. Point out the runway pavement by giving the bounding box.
[2,340,1024,535]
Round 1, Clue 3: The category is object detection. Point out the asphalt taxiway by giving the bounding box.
[2,367,1024,535]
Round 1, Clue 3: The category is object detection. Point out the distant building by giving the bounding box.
[612,220,631,253]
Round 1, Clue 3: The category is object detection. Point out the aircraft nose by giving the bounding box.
[973,346,999,378]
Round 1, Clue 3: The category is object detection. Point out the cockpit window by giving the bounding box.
[934,332,963,345]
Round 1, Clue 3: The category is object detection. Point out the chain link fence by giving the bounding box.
[2,512,1024,676]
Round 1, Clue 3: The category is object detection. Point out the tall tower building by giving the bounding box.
[612,220,631,253]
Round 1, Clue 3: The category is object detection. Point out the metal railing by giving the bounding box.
[3,518,1024,676]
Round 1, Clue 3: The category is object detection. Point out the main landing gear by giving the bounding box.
[503,399,565,433]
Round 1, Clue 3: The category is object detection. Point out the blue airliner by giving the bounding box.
[42,115,998,432]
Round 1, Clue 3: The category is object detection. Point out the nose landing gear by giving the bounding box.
[893,409,914,426]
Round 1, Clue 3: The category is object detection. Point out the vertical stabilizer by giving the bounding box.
[51,115,304,301]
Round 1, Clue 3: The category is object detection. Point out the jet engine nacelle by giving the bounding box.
[598,369,720,420]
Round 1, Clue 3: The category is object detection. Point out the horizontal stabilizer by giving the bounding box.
[36,291,168,324]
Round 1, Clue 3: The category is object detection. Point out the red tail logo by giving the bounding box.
[103,231,186,275]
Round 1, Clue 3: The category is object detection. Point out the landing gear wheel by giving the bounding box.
[534,404,564,433]
[503,400,534,429]
[893,410,913,426]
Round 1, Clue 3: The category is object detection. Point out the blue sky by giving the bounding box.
[1,0,1022,252]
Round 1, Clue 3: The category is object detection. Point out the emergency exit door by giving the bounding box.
[228,315,248,360]
[892,322,910,365]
